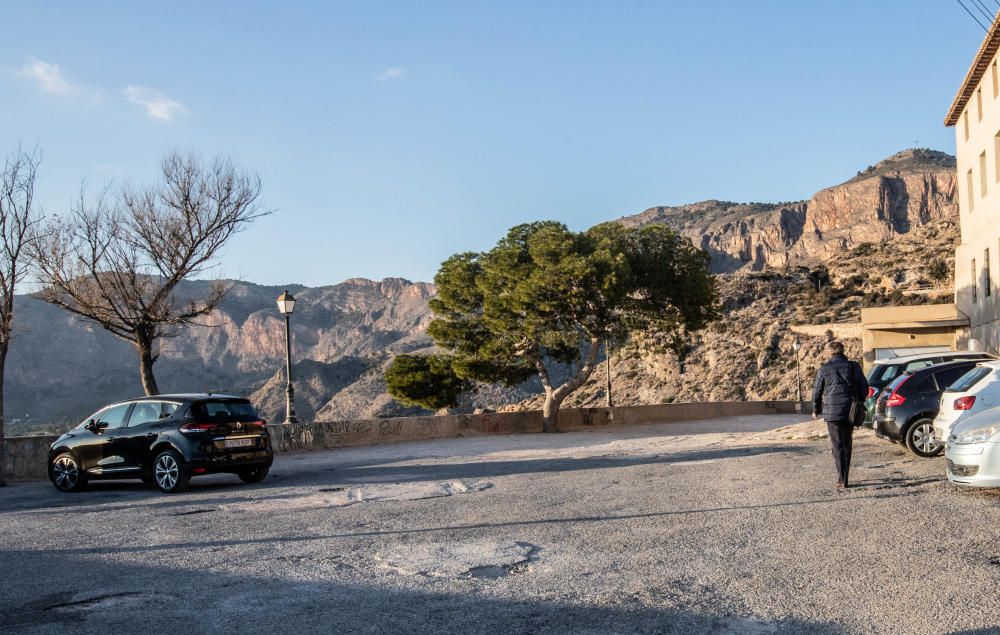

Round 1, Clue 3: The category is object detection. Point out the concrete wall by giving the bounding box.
[268,400,808,452]
[4,435,58,481]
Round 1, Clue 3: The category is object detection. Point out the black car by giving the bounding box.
[873,361,980,457]
[48,394,273,493]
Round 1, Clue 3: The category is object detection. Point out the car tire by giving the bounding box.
[153,450,190,493]
[237,466,269,484]
[49,452,88,492]
[905,418,943,458]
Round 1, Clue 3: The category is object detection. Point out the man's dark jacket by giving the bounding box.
[812,353,869,422]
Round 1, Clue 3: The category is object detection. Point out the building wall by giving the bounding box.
[955,52,1000,355]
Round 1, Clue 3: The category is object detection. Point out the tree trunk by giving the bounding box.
[0,351,7,487]
[542,391,566,433]
[137,338,160,396]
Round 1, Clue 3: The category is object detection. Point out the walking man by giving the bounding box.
[812,340,869,489]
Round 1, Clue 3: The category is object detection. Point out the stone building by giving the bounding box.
[946,13,1000,353]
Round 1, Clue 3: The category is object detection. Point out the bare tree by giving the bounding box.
[33,152,266,396]
[0,148,42,487]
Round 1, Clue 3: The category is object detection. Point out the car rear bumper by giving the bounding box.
[874,415,900,440]
[186,449,273,474]
[946,442,1000,487]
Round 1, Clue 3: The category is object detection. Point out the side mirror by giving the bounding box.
[86,419,109,433]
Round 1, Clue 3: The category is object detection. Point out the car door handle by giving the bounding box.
[145,433,156,439]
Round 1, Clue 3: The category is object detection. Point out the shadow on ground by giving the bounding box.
[0,549,844,634]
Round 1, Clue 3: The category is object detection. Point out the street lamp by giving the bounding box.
[605,338,613,409]
[276,290,298,424]
[792,336,802,406]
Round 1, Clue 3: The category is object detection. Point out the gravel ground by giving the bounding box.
[2,414,1000,634]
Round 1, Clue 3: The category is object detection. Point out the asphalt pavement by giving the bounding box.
[2,414,1000,634]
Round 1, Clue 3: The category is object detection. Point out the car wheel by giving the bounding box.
[906,418,943,458]
[237,466,269,484]
[49,452,88,492]
[153,450,190,493]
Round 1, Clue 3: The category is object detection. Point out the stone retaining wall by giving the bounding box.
[5,401,810,480]
[269,400,809,452]
[4,435,59,481]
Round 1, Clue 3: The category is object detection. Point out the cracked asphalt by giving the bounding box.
[3,414,1000,634]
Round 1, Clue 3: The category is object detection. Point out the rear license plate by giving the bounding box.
[224,438,254,449]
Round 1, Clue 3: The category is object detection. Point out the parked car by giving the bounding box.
[933,360,1000,444]
[864,351,993,427]
[48,394,273,494]
[945,407,1000,487]
[872,360,982,457]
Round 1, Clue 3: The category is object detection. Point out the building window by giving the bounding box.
[979,152,986,198]
[978,88,984,121]
[973,259,978,303]
[993,60,999,98]
[986,248,992,297]
[982,152,989,198]
[966,111,971,141]
[995,133,1000,182]
[969,169,976,211]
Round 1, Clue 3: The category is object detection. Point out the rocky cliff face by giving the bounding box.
[618,149,957,273]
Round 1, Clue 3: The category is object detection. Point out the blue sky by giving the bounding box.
[0,1,990,285]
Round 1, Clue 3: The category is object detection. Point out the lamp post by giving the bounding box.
[605,338,613,408]
[276,290,298,424]
[792,336,802,406]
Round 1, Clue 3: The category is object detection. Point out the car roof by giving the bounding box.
[104,393,246,407]
[906,360,982,376]
[873,351,992,365]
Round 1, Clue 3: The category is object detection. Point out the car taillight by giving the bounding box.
[886,393,906,407]
[180,422,216,433]
[954,396,977,410]
[868,387,877,398]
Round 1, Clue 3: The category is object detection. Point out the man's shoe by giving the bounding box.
[835,482,845,489]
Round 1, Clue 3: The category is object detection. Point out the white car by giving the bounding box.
[933,361,1000,443]
[945,408,1000,487]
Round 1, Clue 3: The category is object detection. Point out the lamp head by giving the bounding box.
[276,290,296,315]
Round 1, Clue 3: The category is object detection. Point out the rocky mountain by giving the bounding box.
[6,148,961,432]
[6,278,440,428]
[618,149,957,272]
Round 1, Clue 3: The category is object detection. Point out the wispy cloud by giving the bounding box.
[375,66,407,82]
[122,85,186,121]
[17,58,98,99]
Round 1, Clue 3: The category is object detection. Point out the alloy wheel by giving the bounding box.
[912,422,941,454]
[155,454,180,490]
[52,455,78,490]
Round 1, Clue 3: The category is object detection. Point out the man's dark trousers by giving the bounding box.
[826,419,854,485]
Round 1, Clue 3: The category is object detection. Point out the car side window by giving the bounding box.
[98,404,130,430]
[909,376,936,394]
[904,361,934,372]
[128,402,163,427]
[160,403,180,419]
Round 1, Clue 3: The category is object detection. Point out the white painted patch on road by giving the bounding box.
[223,480,494,512]
[374,540,539,578]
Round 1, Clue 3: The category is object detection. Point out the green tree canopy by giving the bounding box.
[386,221,718,431]
[384,353,472,411]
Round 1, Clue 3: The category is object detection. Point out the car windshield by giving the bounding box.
[868,364,902,388]
[945,366,993,393]
[192,399,259,421]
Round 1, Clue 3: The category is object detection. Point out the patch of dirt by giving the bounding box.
[374,540,541,579]
[223,480,494,513]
